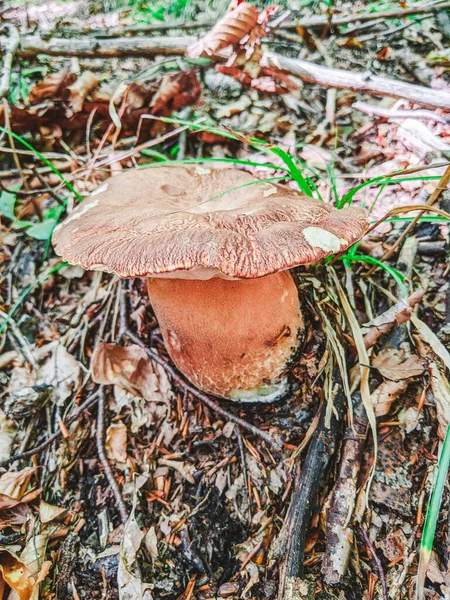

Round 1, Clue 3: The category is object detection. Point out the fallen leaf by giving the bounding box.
[106,421,128,464]
[144,526,158,559]
[0,467,38,500]
[28,71,77,103]
[372,348,424,381]
[0,550,33,600]
[151,69,201,117]
[0,409,15,462]
[39,500,68,524]
[65,71,99,114]
[300,145,332,171]
[91,343,172,403]
[187,1,258,58]
[118,509,153,599]
[39,345,81,404]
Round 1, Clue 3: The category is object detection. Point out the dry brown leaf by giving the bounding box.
[39,344,81,404]
[28,71,77,104]
[187,1,258,58]
[0,488,42,511]
[372,379,408,417]
[0,409,15,462]
[65,71,99,114]
[158,458,196,484]
[150,69,201,117]
[91,343,171,403]
[0,550,33,600]
[372,348,425,381]
[0,467,38,500]
[39,500,68,524]
[106,421,128,464]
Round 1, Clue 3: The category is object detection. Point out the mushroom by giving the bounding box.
[53,166,368,402]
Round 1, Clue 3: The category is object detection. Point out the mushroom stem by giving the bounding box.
[147,271,303,402]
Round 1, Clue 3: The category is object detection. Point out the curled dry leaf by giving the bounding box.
[39,500,68,524]
[28,71,77,104]
[0,467,38,500]
[372,379,409,417]
[39,344,81,404]
[0,550,33,600]
[372,348,425,382]
[158,458,196,484]
[65,71,99,114]
[91,343,172,403]
[0,409,15,462]
[118,509,153,600]
[151,69,201,117]
[106,421,128,464]
[187,1,258,58]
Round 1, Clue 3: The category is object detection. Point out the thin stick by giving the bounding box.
[361,527,388,600]
[95,386,129,524]
[380,163,450,263]
[124,328,283,453]
[0,25,20,99]
[52,1,450,36]
[0,391,100,469]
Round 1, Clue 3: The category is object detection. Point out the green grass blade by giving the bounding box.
[0,127,82,202]
[416,424,450,600]
[269,146,314,197]
[139,156,292,173]
[341,253,407,296]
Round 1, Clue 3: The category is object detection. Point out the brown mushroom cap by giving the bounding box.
[52,166,368,279]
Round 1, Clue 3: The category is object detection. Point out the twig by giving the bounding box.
[124,328,283,453]
[0,24,20,99]
[31,166,65,205]
[263,52,450,110]
[274,378,347,593]
[281,0,450,30]
[353,100,450,124]
[95,386,129,524]
[0,390,100,469]
[2,98,25,182]
[379,163,450,263]
[361,527,388,600]
[354,15,430,43]
[53,1,450,36]
[4,33,450,109]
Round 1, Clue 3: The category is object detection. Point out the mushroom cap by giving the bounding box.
[52,166,368,279]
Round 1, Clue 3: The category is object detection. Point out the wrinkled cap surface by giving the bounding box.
[52,166,369,279]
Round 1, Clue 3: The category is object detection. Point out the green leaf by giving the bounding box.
[25,219,58,241]
[0,183,21,220]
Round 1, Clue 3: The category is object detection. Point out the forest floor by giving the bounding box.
[1,1,450,599]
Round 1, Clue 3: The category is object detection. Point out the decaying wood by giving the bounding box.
[0,34,196,58]
[264,53,450,110]
[0,24,20,99]
[5,33,450,110]
[321,393,367,585]
[274,377,348,598]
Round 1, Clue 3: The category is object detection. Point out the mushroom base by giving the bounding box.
[147,272,303,402]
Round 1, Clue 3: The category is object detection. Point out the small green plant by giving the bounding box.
[416,424,450,600]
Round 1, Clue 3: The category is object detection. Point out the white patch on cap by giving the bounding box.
[195,167,211,175]
[91,183,109,197]
[263,185,277,198]
[303,226,346,252]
